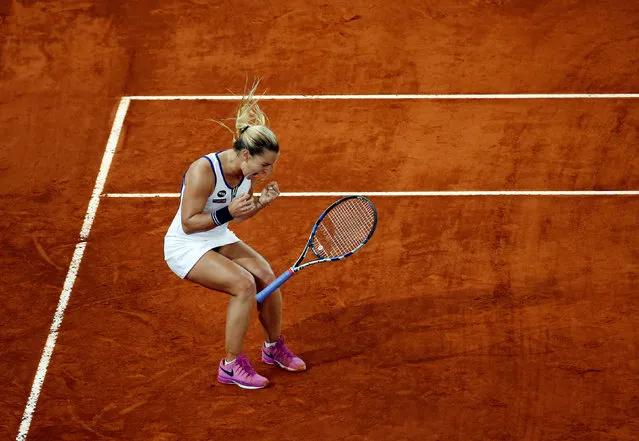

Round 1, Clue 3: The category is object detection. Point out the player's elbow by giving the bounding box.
[181,220,198,235]
[182,223,194,234]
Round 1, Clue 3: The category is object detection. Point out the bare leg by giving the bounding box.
[258,289,282,343]
[218,241,306,373]
[185,249,256,361]
[224,286,256,359]
[218,241,282,343]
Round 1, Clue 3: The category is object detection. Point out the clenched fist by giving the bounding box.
[229,193,256,217]
[258,181,280,206]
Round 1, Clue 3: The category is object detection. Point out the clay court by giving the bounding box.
[1,1,638,440]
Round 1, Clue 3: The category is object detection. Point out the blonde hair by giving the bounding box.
[216,79,279,155]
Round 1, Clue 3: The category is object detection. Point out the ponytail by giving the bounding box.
[214,79,279,155]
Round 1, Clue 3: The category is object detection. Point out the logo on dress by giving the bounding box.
[232,187,238,198]
[217,190,227,198]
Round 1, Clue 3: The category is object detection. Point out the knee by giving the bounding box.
[229,273,256,299]
[253,264,276,286]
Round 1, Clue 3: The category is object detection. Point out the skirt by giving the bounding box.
[164,227,241,279]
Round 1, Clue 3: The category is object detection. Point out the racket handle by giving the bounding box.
[256,269,294,303]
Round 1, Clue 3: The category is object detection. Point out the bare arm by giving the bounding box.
[233,182,261,223]
[233,196,265,222]
[180,159,259,232]
[233,181,280,222]
[180,159,217,234]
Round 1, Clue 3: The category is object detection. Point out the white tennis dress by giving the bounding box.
[164,152,251,278]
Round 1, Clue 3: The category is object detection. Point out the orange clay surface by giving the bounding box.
[1,1,638,440]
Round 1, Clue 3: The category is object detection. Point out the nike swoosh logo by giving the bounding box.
[264,352,275,359]
[220,366,234,377]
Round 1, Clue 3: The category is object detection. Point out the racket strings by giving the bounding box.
[313,198,376,258]
[319,211,371,256]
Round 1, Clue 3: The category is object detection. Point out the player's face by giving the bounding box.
[241,149,279,180]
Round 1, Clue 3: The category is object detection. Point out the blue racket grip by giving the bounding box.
[256,269,294,303]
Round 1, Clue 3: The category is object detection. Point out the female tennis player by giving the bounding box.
[164,83,305,390]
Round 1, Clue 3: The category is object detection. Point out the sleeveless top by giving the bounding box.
[165,151,252,242]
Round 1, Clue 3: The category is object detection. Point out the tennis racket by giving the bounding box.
[256,195,378,303]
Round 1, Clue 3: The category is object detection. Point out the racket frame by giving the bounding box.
[256,195,377,303]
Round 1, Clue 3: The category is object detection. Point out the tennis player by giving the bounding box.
[164,83,305,390]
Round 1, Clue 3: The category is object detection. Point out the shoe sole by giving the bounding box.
[218,377,269,390]
[263,358,307,372]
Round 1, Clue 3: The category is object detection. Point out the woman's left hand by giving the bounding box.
[259,181,280,206]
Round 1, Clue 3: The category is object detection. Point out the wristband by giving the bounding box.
[211,206,234,226]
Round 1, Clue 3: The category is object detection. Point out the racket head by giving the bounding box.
[309,195,377,260]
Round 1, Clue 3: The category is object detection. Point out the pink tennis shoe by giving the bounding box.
[217,355,269,389]
[262,336,306,372]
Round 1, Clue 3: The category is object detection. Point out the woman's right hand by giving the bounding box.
[228,193,256,218]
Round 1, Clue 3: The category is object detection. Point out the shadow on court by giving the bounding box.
[286,285,581,368]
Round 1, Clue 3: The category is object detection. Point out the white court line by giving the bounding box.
[17,98,131,441]
[126,93,639,101]
[103,191,639,197]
